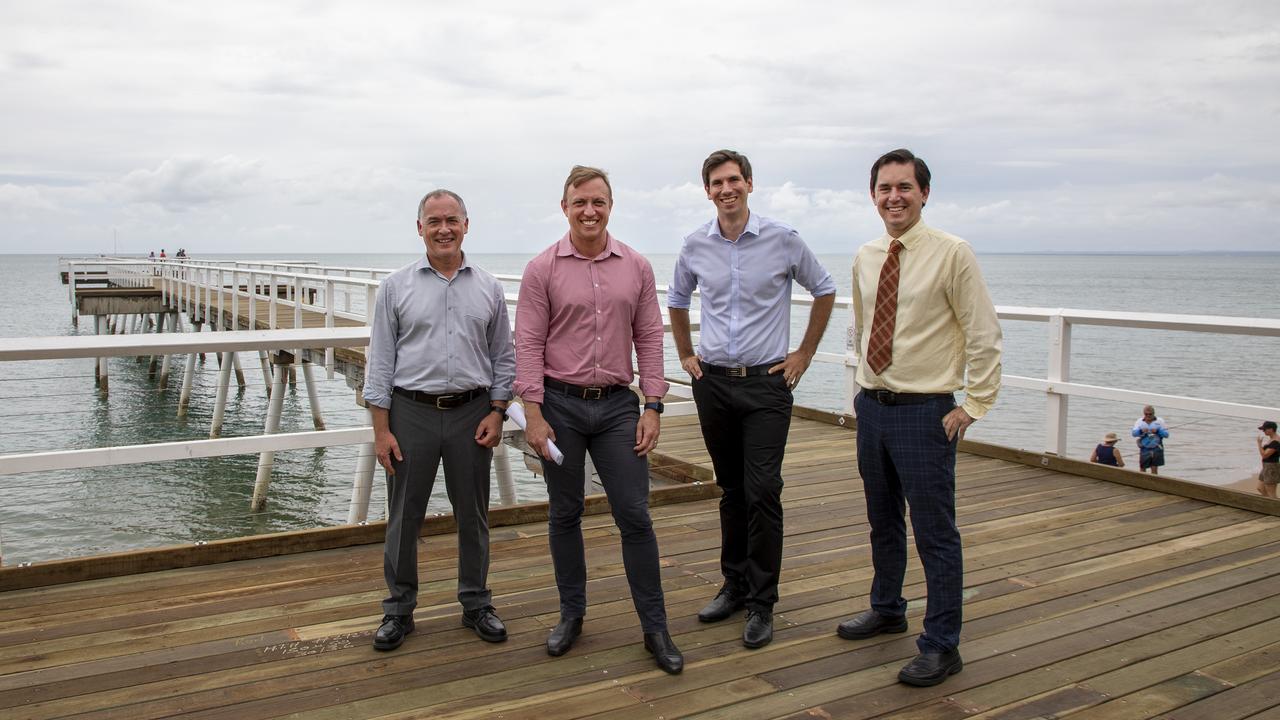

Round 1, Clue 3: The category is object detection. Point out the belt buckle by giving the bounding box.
[726,366,747,378]
[583,387,603,400]
[435,394,457,409]
[873,389,896,405]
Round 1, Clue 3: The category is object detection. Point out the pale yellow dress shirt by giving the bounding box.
[851,221,1003,419]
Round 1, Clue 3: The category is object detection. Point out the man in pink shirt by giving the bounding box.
[515,165,682,675]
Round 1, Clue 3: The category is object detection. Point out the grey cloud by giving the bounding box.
[116,156,262,211]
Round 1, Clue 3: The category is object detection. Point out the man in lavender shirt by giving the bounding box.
[514,165,683,674]
[670,149,836,649]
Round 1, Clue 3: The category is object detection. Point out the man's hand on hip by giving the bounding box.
[680,354,703,380]
[768,350,814,389]
[943,406,975,442]
[634,408,660,456]
[375,428,403,475]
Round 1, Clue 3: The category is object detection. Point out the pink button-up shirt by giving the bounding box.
[515,233,670,404]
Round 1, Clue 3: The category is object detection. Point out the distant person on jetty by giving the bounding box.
[1257,420,1279,498]
[668,149,835,650]
[1090,432,1125,467]
[159,248,166,259]
[839,148,1003,688]
[1132,405,1169,475]
[362,189,516,652]
[514,165,683,674]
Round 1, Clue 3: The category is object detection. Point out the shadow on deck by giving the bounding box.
[1,414,1279,719]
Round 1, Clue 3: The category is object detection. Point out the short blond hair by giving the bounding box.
[562,165,612,203]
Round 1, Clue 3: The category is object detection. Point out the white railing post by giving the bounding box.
[843,320,858,417]
[1045,311,1072,456]
[68,262,77,325]
[248,271,258,332]
[268,274,278,329]
[230,269,240,331]
[324,278,335,378]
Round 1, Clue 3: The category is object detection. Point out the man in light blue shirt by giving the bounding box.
[669,149,836,649]
[362,189,516,651]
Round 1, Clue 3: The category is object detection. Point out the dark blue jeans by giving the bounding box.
[855,390,963,654]
[540,388,667,633]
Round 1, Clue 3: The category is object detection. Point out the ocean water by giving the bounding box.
[1,252,1277,563]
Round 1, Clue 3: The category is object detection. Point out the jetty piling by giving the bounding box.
[251,351,291,511]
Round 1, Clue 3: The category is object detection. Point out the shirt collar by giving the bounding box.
[878,220,929,252]
[556,231,622,260]
[709,211,760,243]
[415,252,471,278]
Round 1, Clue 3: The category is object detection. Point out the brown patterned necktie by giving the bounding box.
[865,239,903,375]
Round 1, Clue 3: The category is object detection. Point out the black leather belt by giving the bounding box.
[393,386,487,409]
[700,361,779,378]
[860,388,954,406]
[544,377,630,400]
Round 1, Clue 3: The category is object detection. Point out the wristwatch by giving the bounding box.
[643,401,664,414]
[489,404,508,421]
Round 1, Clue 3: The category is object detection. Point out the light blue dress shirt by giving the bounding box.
[362,255,515,409]
[668,212,836,367]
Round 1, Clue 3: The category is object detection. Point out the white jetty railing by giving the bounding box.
[59,256,1280,460]
[12,256,1274,561]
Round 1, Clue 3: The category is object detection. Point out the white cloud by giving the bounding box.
[114,156,262,211]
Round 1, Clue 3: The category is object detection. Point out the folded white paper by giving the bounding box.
[505,403,565,465]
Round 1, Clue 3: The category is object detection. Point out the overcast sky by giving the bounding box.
[2,1,1278,255]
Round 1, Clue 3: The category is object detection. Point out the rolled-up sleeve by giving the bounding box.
[634,260,670,399]
[791,231,836,297]
[487,281,516,401]
[513,257,550,404]
[361,279,397,409]
[667,244,695,309]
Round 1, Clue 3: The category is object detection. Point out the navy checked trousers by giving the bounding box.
[855,390,963,653]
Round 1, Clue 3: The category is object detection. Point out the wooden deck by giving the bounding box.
[2,414,1279,719]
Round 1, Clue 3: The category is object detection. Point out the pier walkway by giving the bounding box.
[3,414,1279,719]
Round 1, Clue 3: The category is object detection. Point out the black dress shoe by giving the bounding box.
[546,616,583,656]
[462,605,508,643]
[742,609,773,649]
[643,630,684,675]
[373,614,414,651]
[898,648,963,686]
[836,609,908,640]
[697,587,746,623]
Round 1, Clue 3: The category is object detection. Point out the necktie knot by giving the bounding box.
[888,239,903,256]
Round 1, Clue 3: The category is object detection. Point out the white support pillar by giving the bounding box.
[259,350,273,398]
[158,312,177,389]
[1045,312,1072,456]
[493,441,515,505]
[300,361,325,430]
[232,351,246,389]
[95,315,108,394]
[177,351,198,417]
[252,354,290,511]
[148,312,164,379]
[347,407,378,524]
[209,351,234,438]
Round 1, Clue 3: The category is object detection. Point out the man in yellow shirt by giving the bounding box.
[838,149,1002,687]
